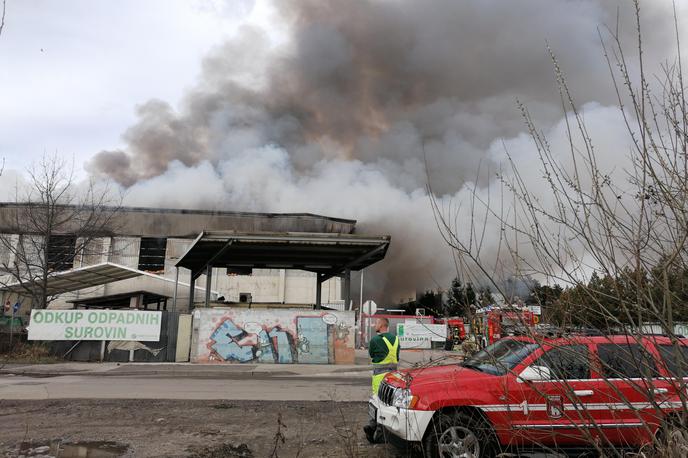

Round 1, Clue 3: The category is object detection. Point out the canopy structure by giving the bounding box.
[68,290,169,310]
[0,262,144,297]
[175,231,391,309]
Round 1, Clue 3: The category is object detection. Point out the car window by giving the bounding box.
[656,344,688,377]
[597,343,660,379]
[463,339,540,376]
[531,345,590,380]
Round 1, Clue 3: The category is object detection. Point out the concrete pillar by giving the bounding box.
[315,274,322,309]
[278,269,286,304]
[343,269,351,310]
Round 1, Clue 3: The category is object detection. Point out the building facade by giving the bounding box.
[0,205,354,314]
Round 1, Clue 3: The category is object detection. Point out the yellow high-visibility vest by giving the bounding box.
[371,335,399,395]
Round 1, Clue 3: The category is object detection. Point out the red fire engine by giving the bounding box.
[472,305,536,347]
[433,317,466,349]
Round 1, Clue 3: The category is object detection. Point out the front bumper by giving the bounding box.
[369,395,435,443]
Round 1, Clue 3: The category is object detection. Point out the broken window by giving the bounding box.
[47,235,77,271]
[226,267,252,276]
[138,237,167,272]
[79,237,106,266]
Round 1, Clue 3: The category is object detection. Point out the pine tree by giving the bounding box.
[445,277,475,317]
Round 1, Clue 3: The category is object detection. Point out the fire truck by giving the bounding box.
[472,305,537,347]
[433,317,466,350]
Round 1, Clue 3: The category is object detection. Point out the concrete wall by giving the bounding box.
[190,308,355,364]
[215,269,341,304]
[175,314,193,362]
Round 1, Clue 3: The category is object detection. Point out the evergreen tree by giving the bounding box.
[445,277,476,317]
[478,287,495,307]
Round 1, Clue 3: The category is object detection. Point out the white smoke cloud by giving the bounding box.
[84,0,683,301]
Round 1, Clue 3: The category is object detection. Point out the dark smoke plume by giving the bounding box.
[88,0,680,301]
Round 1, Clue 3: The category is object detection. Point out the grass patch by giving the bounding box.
[212,402,237,409]
[0,342,61,364]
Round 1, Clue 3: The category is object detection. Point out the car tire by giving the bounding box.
[423,410,498,458]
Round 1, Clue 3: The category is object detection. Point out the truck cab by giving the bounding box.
[369,335,688,457]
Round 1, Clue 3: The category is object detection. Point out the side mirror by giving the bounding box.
[517,365,551,383]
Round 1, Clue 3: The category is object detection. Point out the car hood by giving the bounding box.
[384,364,496,390]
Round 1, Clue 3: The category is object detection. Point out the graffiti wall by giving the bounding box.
[190,308,355,364]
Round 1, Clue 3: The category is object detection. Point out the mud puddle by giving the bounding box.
[12,440,129,457]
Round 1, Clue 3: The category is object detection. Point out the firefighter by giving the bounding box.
[364,317,400,443]
[369,317,400,395]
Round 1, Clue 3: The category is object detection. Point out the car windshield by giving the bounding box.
[462,339,540,376]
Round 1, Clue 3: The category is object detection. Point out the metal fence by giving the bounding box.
[49,311,181,362]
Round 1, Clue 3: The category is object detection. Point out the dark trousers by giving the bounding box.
[363,417,385,443]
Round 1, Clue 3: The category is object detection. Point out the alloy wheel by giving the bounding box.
[438,425,480,458]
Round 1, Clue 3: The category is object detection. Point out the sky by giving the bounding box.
[1,0,686,300]
[0,0,257,172]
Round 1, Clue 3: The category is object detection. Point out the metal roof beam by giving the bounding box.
[319,243,388,282]
[190,239,234,281]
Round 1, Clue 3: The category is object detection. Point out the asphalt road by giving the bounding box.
[0,349,462,401]
[0,373,370,401]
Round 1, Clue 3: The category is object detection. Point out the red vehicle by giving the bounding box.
[473,307,536,346]
[368,334,687,456]
[434,318,466,348]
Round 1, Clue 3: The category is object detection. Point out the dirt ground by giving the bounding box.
[0,399,408,457]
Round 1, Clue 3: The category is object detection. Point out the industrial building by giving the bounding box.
[0,204,381,314]
[0,204,391,364]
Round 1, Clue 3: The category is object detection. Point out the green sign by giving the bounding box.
[28,309,162,342]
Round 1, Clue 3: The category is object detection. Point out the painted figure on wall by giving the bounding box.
[210,319,297,363]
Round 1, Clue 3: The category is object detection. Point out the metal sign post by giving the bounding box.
[362,300,377,347]
[358,271,364,346]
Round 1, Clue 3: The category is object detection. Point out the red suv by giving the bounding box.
[369,335,688,456]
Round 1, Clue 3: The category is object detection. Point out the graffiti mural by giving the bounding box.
[191,309,355,364]
[296,316,329,364]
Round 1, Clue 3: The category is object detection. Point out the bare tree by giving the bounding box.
[0,154,121,309]
[0,0,6,38]
[426,1,688,455]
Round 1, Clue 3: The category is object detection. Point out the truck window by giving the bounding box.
[597,343,660,379]
[531,345,590,379]
[656,344,688,377]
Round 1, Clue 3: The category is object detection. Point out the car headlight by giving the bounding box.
[392,388,419,409]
